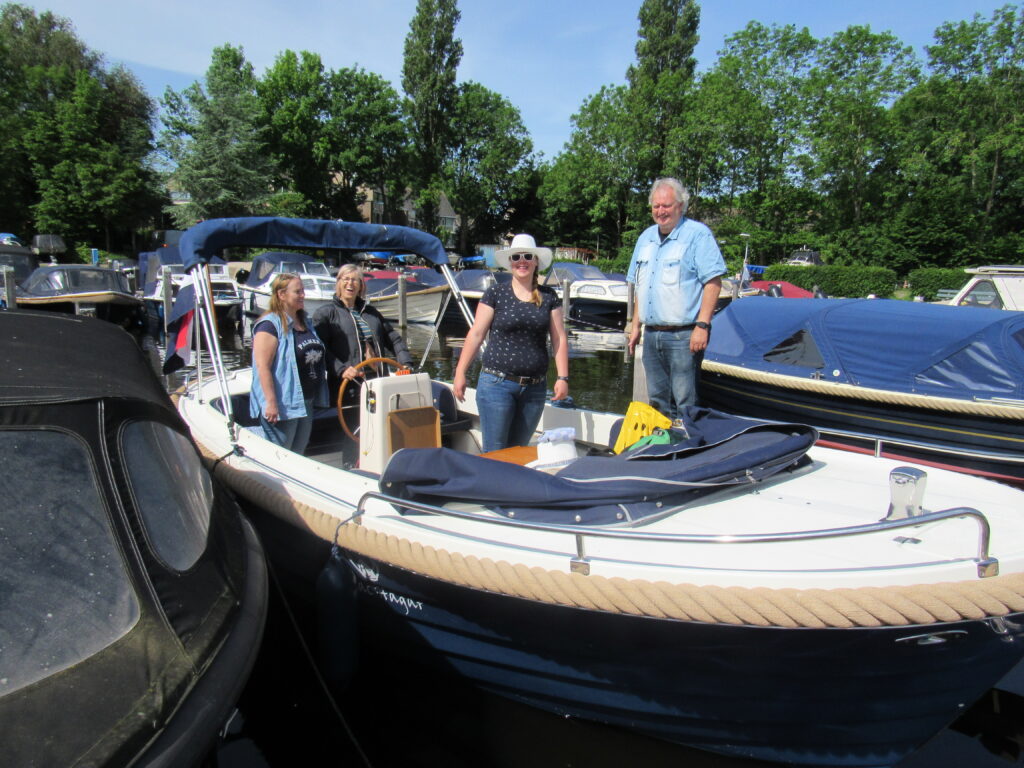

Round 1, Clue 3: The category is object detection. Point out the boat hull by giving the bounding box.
[368,284,448,324]
[340,549,1024,767]
[700,366,1024,486]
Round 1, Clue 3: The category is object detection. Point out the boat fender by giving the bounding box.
[315,546,359,690]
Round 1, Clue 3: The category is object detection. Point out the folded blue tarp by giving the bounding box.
[379,407,817,525]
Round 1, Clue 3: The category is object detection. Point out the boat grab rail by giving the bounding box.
[808,423,1024,465]
[354,490,998,579]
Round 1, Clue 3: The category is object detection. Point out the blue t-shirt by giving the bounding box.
[254,320,326,400]
[480,282,558,378]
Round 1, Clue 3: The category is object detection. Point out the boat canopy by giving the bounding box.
[180,217,450,273]
[543,261,613,284]
[706,297,1024,400]
[380,407,816,526]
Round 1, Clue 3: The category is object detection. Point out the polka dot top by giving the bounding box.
[480,282,559,378]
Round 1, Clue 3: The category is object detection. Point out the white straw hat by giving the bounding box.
[494,234,553,271]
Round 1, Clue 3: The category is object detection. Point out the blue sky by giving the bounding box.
[27,0,1012,158]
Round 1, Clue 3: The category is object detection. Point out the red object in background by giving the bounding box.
[749,280,815,298]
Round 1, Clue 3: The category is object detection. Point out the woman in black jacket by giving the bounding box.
[312,264,413,404]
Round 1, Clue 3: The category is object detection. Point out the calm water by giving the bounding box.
[180,323,1024,768]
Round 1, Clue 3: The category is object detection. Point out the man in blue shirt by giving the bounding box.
[627,178,725,419]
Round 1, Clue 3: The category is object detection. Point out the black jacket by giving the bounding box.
[312,296,413,393]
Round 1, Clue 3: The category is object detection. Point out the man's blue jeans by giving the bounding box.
[642,328,700,420]
[475,372,547,453]
[260,397,315,455]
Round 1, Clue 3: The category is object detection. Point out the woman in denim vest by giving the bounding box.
[249,273,328,454]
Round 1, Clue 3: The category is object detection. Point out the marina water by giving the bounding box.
[171,325,1024,768]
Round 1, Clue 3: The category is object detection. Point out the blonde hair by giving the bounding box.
[530,270,542,307]
[267,273,302,334]
[336,264,366,298]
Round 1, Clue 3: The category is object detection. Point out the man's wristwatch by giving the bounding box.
[557,375,570,382]
[694,321,711,330]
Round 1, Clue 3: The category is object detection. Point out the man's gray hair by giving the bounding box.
[649,177,690,215]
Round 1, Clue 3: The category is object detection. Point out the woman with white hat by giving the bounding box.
[453,233,570,453]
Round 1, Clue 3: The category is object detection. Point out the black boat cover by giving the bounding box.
[380,407,817,525]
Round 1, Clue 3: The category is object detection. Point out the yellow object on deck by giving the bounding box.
[612,401,672,454]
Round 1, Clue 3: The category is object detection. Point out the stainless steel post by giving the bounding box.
[397,273,407,328]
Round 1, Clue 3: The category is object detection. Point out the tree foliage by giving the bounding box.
[0,3,158,252]
[160,45,276,227]
[442,81,534,254]
[401,0,462,234]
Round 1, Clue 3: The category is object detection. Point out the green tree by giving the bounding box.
[27,70,158,251]
[626,0,700,181]
[539,86,639,253]
[888,5,1024,265]
[0,3,158,248]
[160,45,276,227]
[324,67,411,223]
[401,0,462,235]
[801,26,919,237]
[442,82,533,254]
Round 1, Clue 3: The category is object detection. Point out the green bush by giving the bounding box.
[762,265,897,298]
[907,268,967,300]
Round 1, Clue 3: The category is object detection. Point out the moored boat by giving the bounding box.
[16,262,146,339]
[0,309,267,767]
[237,250,336,318]
[542,261,630,329]
[701,296,1024,486]
[174,217,1024,767]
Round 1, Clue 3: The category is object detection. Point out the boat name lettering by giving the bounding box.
[362,582,423,615]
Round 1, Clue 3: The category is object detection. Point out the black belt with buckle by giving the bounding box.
[482,367,545,386]
[646,323,695,332]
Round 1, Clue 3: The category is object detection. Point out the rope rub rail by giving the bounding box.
[195,438,1024,631]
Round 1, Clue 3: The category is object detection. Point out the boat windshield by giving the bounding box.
[284,261,331,277]
[0,429,140,695]
[24,268,128,295]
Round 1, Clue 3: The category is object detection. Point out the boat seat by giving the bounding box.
[431,381,472,435]
[219,393,260,428]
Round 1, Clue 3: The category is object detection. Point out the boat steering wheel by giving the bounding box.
[337,356,403,441]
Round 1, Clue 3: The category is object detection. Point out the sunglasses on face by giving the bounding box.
[510,252,534,262]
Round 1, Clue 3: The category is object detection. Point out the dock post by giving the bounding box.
[1,266,14,309]
[397,273,408,328]
[161,266,173,337]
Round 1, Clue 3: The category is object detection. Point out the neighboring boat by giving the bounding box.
[15,263,146,339]
[364,267,450,324]
[173,217,1024,768]
[0,309,267,767]
[542,261,630,329]
[140,246,243,338]
[237,250,336,318]
[945,264,1024,311]
[0,242,39,297]
[701,296,1024,485]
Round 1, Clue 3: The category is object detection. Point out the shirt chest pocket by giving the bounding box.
[661,258,681,285]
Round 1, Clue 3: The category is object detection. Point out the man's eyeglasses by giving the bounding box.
[510,252,535,262]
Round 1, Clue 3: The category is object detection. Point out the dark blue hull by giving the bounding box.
[342,551,1024,767]
[699,370,1024,487]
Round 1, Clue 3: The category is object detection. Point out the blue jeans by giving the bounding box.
[475,372,547,453]
[260,397,315,455]
[642,329,701,420]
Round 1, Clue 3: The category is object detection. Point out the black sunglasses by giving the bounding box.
[510,252,535,262]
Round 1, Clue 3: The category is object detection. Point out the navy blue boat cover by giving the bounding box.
[379,407,817,525]
[179,217,450,270]
[706,297,1024,401]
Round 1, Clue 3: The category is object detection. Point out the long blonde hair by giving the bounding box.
[267,273,302,334]
[529,270,542,307]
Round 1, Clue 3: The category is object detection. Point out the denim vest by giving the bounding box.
[249,312,328,420]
